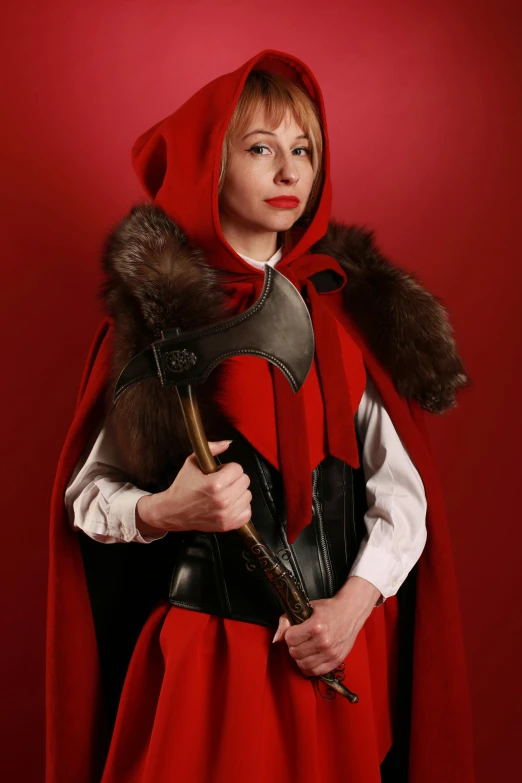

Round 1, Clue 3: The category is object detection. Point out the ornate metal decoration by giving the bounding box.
[164,348,198,373]
[314,663,347,701]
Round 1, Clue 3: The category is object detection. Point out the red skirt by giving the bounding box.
[101,596,399,783]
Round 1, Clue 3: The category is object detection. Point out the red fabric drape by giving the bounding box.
[98,598,399,783]
[209,252,366,543]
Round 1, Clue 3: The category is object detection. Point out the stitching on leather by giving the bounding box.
[319,463,338,589]
[278,521,307,595]
[210,534,232,615]
[341,461,349,562]
[251,450,306,590]
[310,467,328,595]
[168,599,277,628]
[252,451,282,525]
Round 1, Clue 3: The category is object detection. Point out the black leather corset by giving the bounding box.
[168,425,368,628]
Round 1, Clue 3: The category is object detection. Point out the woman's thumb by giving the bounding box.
[207,439,233,454]
[272,614,291,643]
[186,440,232,469]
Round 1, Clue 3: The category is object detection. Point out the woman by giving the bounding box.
[47,50,476,783]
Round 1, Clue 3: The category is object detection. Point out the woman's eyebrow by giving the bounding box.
[242,130,310,140]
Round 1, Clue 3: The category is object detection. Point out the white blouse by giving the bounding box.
[64,246,428,603]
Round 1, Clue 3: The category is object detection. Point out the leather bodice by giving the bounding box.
[168,425,368,628]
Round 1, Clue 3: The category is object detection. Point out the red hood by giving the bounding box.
[130,49,333,273]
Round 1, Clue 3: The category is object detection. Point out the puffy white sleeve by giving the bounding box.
[348,373,428,605]
[64,421,168,544]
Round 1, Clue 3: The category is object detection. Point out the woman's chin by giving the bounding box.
[261,215,298,233]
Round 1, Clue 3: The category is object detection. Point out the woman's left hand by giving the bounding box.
[271,577,381,677]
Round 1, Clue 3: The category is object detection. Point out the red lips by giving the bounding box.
[264,196,300,208]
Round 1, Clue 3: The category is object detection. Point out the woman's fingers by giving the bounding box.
[271,614,291,643]
[287,636,332,659]
[272,610,327,647]
[296,653,344,677]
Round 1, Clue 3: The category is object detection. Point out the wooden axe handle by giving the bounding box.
[175,382,359,704]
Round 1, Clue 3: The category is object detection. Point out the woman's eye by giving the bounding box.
[247,145,311,156]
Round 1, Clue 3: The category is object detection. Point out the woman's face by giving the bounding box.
[218,107,315,258]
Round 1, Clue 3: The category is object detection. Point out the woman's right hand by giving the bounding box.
[136,440,252,535]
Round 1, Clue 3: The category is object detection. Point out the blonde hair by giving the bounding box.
[218,69,324,243]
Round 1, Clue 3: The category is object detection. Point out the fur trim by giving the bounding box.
[96,203,472,489]
[98,204,233,489]
[312,219,472,413]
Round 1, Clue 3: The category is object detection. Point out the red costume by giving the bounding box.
[46,49,476,782]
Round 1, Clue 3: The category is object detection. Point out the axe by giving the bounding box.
[113,265,359,703]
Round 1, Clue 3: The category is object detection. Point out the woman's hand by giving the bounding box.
[136,439,253,535]
[271,576,382,677]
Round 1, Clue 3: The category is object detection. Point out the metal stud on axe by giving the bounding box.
[113,265,359,703]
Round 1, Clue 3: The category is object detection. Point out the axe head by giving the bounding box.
[113,265,315,403]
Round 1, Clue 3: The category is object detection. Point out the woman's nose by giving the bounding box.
[276,161,299,184]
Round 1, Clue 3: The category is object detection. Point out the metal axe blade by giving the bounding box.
[113,265,315,403]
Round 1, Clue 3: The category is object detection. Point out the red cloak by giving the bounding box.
[46,311,476,782]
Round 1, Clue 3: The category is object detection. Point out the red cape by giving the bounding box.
[46,308,476,782]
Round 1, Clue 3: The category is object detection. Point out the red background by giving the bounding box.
[1,0,521,779]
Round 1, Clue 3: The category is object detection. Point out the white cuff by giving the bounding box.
[348,542,407,602]
[108,488,167,543]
